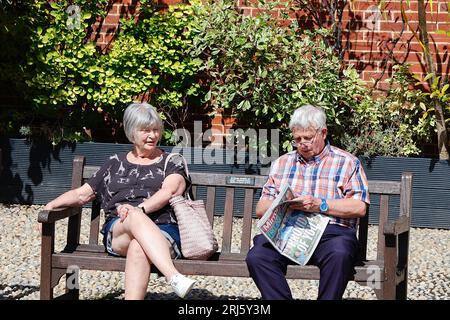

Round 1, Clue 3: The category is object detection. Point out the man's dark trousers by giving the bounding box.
[246,223,359,300]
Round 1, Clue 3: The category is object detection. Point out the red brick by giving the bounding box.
[350,1,380,12]
[211,114,223,127]
[157,0,183,5]
[103,13,121,26]
[239,0,259,7]
[113,3,137,16]
[223,117,237,127]
[98,32,117,45]
[250,8,280,19]
[240,7,252,17]
[379,21,409,32]
[407,63,427,74]
[114,0,136,5]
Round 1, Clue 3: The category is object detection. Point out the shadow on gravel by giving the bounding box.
[146,289,261,300]
[96,288,260,300]
[0,284,40,300]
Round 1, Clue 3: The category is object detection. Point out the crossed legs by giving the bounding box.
[111,210,179,299]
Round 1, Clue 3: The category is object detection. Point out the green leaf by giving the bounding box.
[82,12,92,20]
[424,73,434,82]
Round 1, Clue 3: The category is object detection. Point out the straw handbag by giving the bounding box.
[164,153,218,260]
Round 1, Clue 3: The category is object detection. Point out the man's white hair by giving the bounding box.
[123,103,163,143]
[288,104,327,130]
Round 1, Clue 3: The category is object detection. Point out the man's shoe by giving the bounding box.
[169,274,196,298]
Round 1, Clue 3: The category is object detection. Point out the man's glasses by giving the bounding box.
[291,129,320,147]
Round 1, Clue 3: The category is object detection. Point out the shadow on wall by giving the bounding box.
[0,138,33,204]
[0,138,76,204]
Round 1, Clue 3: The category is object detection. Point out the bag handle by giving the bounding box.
[163,153,193,200]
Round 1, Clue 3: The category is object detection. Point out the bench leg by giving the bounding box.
[395,231,409,300]
[377,232,409,300]
[40,224,54,300]
[40,273,53,300]
[377,234,397,300]
[395,273,408,300]
[374,280,395,300]
[65,265,80,300]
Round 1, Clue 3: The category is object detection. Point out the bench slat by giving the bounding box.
[367,181,400,194]
[221,188,235,254]
[84,166,401,193]
[205,186,216,227]
[358,206,369,261]
[52,250,384,282]
[240,188,254,254]
[67,156,84,247]
[89,201,101,245]
[377,195,389,260]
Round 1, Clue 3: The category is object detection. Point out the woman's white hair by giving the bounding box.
[288,104,327,130]
[123,103,163,143]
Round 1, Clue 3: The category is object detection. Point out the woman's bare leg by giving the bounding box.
[123,239,151,300]
[111,210,178,281]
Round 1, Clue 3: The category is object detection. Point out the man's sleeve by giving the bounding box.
[343,159,370,204]
[260,160,280,201]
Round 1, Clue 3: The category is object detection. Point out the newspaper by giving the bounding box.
[257,183,330,265]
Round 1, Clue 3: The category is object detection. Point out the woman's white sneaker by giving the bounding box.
[169,274,196,298]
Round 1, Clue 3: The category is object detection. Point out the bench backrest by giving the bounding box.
[71,155,412,262]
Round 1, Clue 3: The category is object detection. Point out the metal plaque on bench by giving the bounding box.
[226,176,255,186]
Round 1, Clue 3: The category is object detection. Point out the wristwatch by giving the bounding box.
[319,198,329,214]
[138,204,146,214]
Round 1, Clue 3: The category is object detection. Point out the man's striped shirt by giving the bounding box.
[260,143,370,229]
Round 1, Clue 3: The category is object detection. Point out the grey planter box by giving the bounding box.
[360,156,450,229]
[1,138,449,229]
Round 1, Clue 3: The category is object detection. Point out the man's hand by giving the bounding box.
[289,195,321,213]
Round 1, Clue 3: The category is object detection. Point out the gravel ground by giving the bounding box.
[0,204,448,300]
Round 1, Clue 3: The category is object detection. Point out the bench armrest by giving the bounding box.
[38,207,79,223]
[384,215,410,236]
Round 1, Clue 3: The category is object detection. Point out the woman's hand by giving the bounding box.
[116,204,131,222]
[43,203,54,211]
[116,204,142,222]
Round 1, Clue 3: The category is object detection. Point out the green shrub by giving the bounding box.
[2,0,203,144]
[342,65,433,157]
[189,0,369,151]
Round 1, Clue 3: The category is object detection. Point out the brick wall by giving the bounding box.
[95,0,449,82]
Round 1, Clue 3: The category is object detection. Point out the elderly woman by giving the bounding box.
[44,103,195,299]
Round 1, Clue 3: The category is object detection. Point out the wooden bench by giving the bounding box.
[38,155,413,300]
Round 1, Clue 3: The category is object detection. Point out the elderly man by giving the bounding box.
[246,104,370,300]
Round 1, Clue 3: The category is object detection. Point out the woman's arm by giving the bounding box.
[43,183,96,210]
[139,173,186,214]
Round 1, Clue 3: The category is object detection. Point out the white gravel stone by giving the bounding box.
[0,204,448,300]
